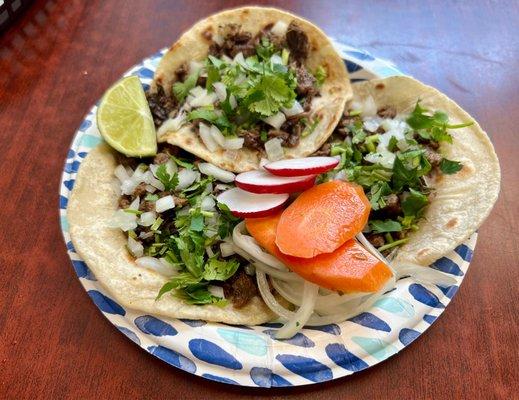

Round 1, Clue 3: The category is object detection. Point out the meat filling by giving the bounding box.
[223,268,258,308]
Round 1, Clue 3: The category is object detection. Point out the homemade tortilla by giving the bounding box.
[350,76,500,266]
[152,6,351,172]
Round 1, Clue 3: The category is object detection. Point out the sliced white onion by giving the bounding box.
[393,263,458,286]
[135,256,175,277]
[212,82,227,102]
[208,285,225,298]
[264,138,284,161]
[262,112,286,130]
[109,209,138,231]
[281,101,304,117]
[114,165,130,182]
[198,162,235,183]
[209,125,244,150]
[271,20,288,36]
[139,211,156,227]
[176,168,199,190]
[220,242,235,257]
[199,122,220,152]
[157,111,187,138]
[201,196,216,211]
[127,236,144,257]
[155,195,175,213]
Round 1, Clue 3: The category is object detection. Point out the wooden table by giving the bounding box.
[1,1,517,398]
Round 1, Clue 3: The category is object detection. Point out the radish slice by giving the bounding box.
[216,188,288,218]
[235,170,316,194]
[264,157,339,177]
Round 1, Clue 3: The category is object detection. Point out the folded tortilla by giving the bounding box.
[152,6,351,172]
[350,76,500,266]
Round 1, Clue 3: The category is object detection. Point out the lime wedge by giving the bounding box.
[97,76,157,156]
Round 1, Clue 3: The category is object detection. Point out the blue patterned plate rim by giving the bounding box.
[59,39,476,387]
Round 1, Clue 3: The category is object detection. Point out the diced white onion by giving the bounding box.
[270,54,283,65]
[139,211,156,227]
[244,264,256,276]
[114,165,130,182]
[135,256,175,277]
[263,112,286,130]
[271,20,288,36]
[199,122,220,152]
[209,124,226,146]
[259,158,270,170]
[215,183,232,192]
[213,82,227,102]
[155,195,175,213]
[157,111,187,138]
[201,196,216,211]
[198,162,235,182]
[363,116,381,133]
[127,237,144,257]
[176,169,199,190]
[109,209,138,231]
[233,51,245,66]
[362,95,377,117]
[208,285,225,298]
[208,124,244,150]
[213,33,224,46]
[205,246,215,257]
[128,197,140,210]
[121,179,138,195]
[264,138,284,161]
[139,230,154,240]
[281,101,304,117]
[221,54,233,63]
[145,184,157,193]
[189,60,204,75]
[364,150,395,169]
[229,94,237,109]
[220,242,235,257]
[187,87,218,108]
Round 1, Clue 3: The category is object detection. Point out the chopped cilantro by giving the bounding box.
[370,219,403,233]
[401,188,429,218]
[155,164,179,191]
[246,74,296,116]
[256,37,275,60]
[203,257,240,281]
[172,71,199,102]
[187,108,233,132]
[314,65,327,86]
[440,158,463,174]
[145,193,159,201]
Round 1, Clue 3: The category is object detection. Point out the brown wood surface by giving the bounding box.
[1,0,518,398]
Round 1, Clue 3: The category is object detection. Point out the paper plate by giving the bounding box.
[59,41,476,387]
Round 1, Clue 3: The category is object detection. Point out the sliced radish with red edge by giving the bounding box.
[235,170,316,194]
[216,188,289,218]
[264,157,339,177]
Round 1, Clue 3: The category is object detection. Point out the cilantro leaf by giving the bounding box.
[440,158,463,174]
[203,257,240,281]
[314,65,327,86]
[392,150,431,191]
[205,65,220,92]
[187,108,232,131]
[176,284,227,306]
[256,37,275,60]
[171,156,194,169]
[370,219,402,233]
[401,188,429,218]
[172,71,199,102]
[189,213,205,232]
[246,75,295,116]
[155,164,179,191]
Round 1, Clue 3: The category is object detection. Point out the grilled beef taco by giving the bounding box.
[148,6,351,172]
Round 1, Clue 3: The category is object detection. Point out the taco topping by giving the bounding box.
[315,100,472,254]
[148,22,325,156]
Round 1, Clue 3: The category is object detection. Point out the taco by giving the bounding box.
[68,51,499,335]
[147,6,351,172]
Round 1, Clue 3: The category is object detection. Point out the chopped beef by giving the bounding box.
[153,144,179,164]
[210,24,257,58]
[139,200,155,212]
[383,193,401,216]
[154,152,171,165]
[267,129,289,142]
[223,268,258,308]
[146,85,178,127]
[367,234,386,248]
[175,63,188,82]
[377,106,397,119]
[115,152,139,169]
[424,146,442,167]
[196,75,207,87]
[133,183,148,198]
[286,22,309,62]
[118,195,132,209]
[313,142,331,156]
[294,64,317,97]
[268,127,300,148]
[242,129,264,151]
[173,196,189,207]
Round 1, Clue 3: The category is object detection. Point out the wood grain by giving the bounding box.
[0,0,517,398]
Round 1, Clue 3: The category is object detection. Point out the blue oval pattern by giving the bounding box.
[325,343,368,372]
[180,318,206,327]
[276,354,332,383]
[250,367,292,387]
[63,179,75,191]
[202,373,238,385]
[263,329,315,348]
[408,284,444,308]
[87,290,125,316]
[189,339,242,370]
[455,244,473,261]
[72,260,96,280]
[117,326,141,345]
[348,312,391,332]
[59,195,68,209]
[148,346,196,373]
[437,285,459,299]
[423,314,437,324]
[399,328,421,346]
[135,315,177,336]
[432,257,464,276]
[304,324,341,335]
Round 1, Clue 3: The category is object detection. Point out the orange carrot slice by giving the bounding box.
[246,213,392,293]
[275,180,371,258]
